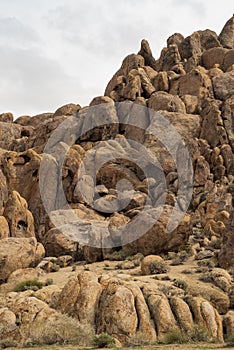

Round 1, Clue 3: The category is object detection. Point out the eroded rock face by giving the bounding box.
[219,209,234,269]
[1,14,234,346]
[3,191,35,238]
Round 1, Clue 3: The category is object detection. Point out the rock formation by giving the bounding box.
[0,15,234,347]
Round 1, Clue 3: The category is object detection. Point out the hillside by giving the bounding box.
[0,14,234,348]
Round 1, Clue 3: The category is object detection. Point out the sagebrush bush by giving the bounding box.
[226,334,234,347]
[149,260,169,274]
[188,325,211,343]
[159,329,189,344]
[105,247,133,261]
[197,259,216,268]
[93,333,115,348]
[0,339,17,348]
[173,279,188,291]
[14,279,43,292]
[26,316,94,346]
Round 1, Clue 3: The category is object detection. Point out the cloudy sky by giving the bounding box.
[0,0,233,117]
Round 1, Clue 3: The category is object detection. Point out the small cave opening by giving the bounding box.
[17,220,28,230]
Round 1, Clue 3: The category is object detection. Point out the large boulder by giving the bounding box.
[0,122,22,150]
[3,191,35,238]
[122,206,191,256]
[57,271,102,325]
[0,237,45,282]
[219,15,234,49]
[148,91,186,113]
[97,278,138,344]
[2,294,89,346]
[212,70,234,100]
[0,216,10,239]
[0,169,8,215]
[219,209,234,268]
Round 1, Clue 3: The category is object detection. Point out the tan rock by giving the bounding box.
[42,227,78,258]
[0,169,8,215]
[3,191,35,238]
[178,67,213,98]
[148,91,186,113]
[138,39,157,70]
[219,209,234,269]
[33,285,61,306]
[0,112,13,123]
[170,296,193,332]
[178,31,202,60]
[97,279,138,344]
[105,54,145,97]
[0,237,45,282]
[0,122,22,150]
[5,294,86,345]
[141,255,165,275]
[55,277,80,317]
[200,99,228,148]
[123,205,191,256]
[124,282,157,344]
[153,71,169,92]
[194,156,210,186]
[201,47,228,69]
[188,282,230,314]
[212,70,234,100]
[0,308,17,339]
[0,216,10,239]
[181,94,199,114]
[57,271,102,325]
[54,103,81,117]
[219,14,234,49]
[147,291,178,338]
[3,268,44,292]
[223,311,234,338]
[200,300,223,342]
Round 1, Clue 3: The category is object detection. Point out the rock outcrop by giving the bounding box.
[0,14,234,347]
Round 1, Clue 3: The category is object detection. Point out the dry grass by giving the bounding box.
[12,343,228,350]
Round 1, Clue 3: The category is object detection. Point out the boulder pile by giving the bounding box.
[0,15,234,347]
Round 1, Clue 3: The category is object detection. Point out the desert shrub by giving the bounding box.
[197,259,216,268]
[167,252,176,260]
[188,325,211,343]
[173,279,188,291]
[44,278,54,286]
[14,279,43,292]
[126,253,144,266]
[0,339,17,348]
[93,333,115,348]
[105,248,133,261]
[181,269,194,274]
[149,261,169,274]
[27,316,94,346]
[199,272,213,283]
[226,334,234,347]
[128,332,152,346]
[159,329,189,344]
[179,245,191,254]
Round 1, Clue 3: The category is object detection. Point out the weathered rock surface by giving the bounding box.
[0,15,234,346]
[0,238,45,282]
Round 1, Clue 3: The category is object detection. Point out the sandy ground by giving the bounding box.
[9,343,233,350]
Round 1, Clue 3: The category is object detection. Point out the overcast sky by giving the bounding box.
[0,0,233,117]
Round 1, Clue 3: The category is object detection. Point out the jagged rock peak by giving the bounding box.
[138,38,157,70]
[219,14,234,49]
